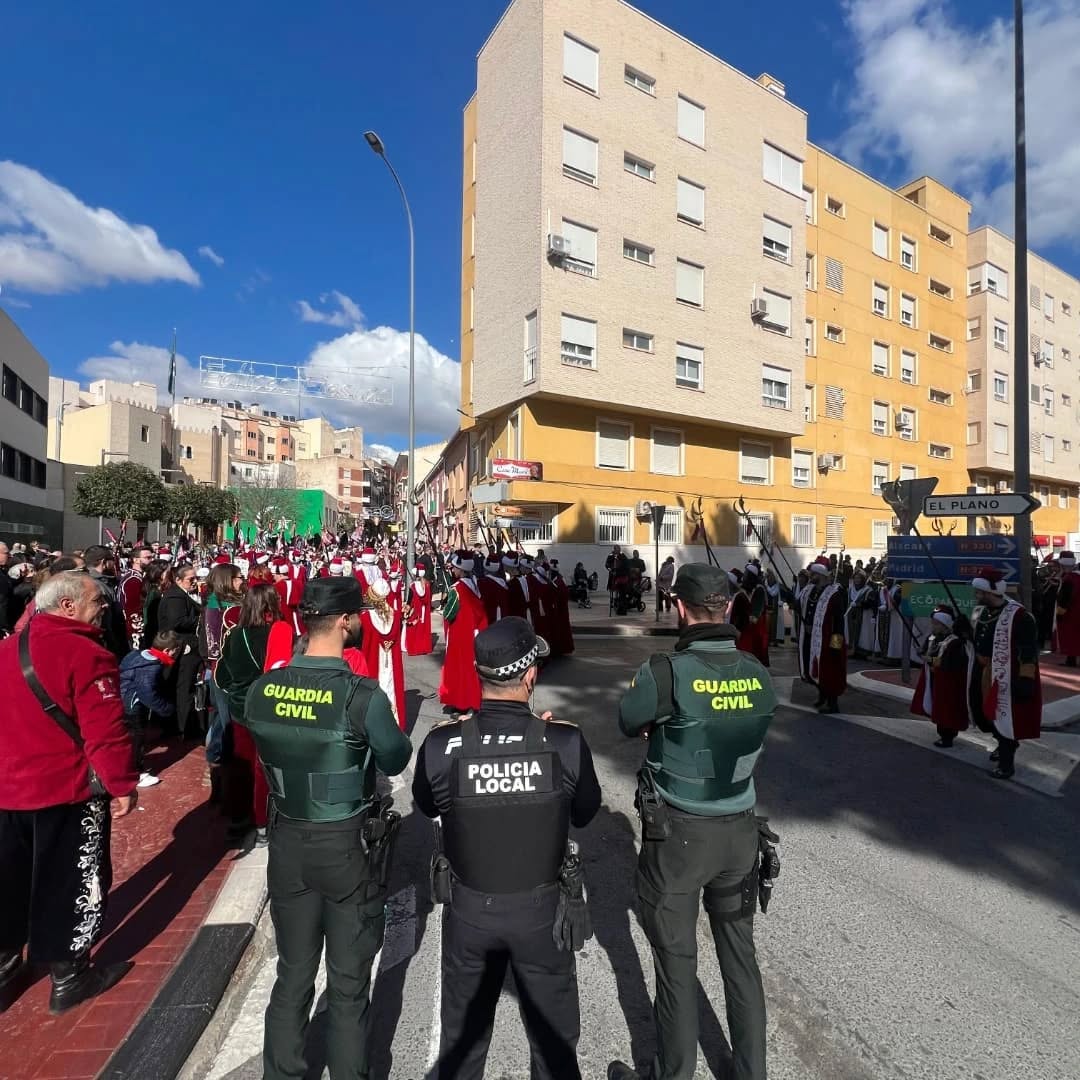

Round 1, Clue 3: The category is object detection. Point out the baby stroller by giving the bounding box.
[611,571,647,616]
[570,564,592,608]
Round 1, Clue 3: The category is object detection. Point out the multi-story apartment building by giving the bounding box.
[1,312,63,546]
[294,456,368,518]
[965,226,1080,550]
[220,402,301,483]
[295,418,364,461]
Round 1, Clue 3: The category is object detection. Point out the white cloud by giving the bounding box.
[366,443,400,462]
[197,244,224,267]
[0,161,200,293]
[297,290,364,329]
[1,294,31,309]
[80,340,197,404]
[839,0,1080,249]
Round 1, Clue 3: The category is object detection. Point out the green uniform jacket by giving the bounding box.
[620,625,776,816]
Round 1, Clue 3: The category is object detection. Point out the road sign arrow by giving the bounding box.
[922,492,1041,517]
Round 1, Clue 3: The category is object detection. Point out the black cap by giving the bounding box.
[299,576,365,617]
[669,563,730,606]
[474,616,550,680]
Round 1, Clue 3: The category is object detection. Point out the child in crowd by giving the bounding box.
[119,629,183,788]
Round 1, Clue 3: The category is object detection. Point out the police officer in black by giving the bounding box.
[412,616,602,1080]
[244,577,412,1080]
[609,563,776,1080]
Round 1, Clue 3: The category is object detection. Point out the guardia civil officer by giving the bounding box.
[412,616,602,1080]
[609,563,776,1080]
[244,576,412,1080]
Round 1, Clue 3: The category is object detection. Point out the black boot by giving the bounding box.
[820,697,840,714]
[48,956,131,1015]
[0,950,27,1013]
[607,1063,641,1080]
[208,763,223,806]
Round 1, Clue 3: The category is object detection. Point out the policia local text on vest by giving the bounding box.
[610,563,778,1080]
[412,617,602,1080]
[243,577,412,1080]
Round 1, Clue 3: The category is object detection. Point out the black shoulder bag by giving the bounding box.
[18,624,108,797]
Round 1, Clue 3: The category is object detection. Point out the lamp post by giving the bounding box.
[364,129,416,571]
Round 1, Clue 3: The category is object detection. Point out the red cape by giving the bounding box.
[438,579,488,712]
[360,607,407,731]
[405,580,433,656]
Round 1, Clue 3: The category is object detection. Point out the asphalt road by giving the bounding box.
[196,638,1080,1080]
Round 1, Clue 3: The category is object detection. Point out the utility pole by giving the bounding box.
[1013,0,1033,610]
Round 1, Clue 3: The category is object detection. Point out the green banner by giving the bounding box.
[900,582,975,619]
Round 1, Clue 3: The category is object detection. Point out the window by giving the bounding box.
[267,436,275,444]
[140,424,150,443]
[900,350,917,384]
[1044,435,1055,463]
[746,513,773,549]
[1063,393,1072,407]
[562,127,598,184]
[524,311,537,382]
[825,195,844,216]
[1039,483,1050,501]
[739,441,772,485]
[900,465,917,482]
[929,278,952,299]
[871,222,890,259]
[623,239,654,265]
[967,316,980,340]
[675,259,704,307]
[676,342,703,389]
[897,408,916,440]
[32,394,46,425]
[829,454,846,471]
[803,187,815,223]
[596,508,631,545]
[792,515,815,548]
[561,219,598,276]
[653,507,683,545]
[792,449,814,488]
[1059,489,1070,510]
[806,253,815,290]
[967,422,981,445]
[563,34,598,91]
[872,401,889,436]
[623,152,654,181]
[762,143,803,195]
[760,289,791,334]
[761,365,790,409]
[625,65,654,94]
[1030,382,1042,405]
[1,366,16,404]
[516,504,556,544]
[825,257,844,292]
[597,420,631,469]
[929,387,952,405]
[873,282,889,317]
[247,430,256,439]
[872,341,890,377]
[900,236,916,271]
[1063,301,1072,316]
[1064,348,1072,363]
[825,323,844,343]
[651,427,683,475]
[1065,440,1073,452]
[928,333,952,352]
[872,459,890,493]
[872,520,891,550]
[247,448,257,457]
[1043,387,1055,415]
[762,217,791,261]
[560,314,597,368]
[622,328,653,352]
[1044,293,1054,319]
[1042,341,1055,367]
[677,95,705,146]
[993,372,1009,401]
[967,370,982,392]
[825,385,845,419]
[804,384,816,423]
[993,319,1008,350]
[901,294,917,328]
[929,223,952,245]
[677,178,706,227]
[826,516,844,548]
[805,319,815,357]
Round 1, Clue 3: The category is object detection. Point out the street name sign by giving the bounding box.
[887,556,1018,583]
[900,583,976,619]
[922,492,1040,517]
[886,535,1017,559]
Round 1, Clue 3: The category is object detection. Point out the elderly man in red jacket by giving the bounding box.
[0,569,139,1015]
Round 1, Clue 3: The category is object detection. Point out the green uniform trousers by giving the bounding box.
[636,807,766,1080]
[264,819,386,1080]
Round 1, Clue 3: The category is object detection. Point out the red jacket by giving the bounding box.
[0,614,139,810]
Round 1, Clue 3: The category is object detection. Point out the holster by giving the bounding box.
[552,840,592,952]
[635,768,671,841]
[756,815,781,914]
[429,820,453,905]
[362,797,401,892]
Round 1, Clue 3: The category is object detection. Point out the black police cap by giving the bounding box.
[474,616,550,680]
[299,576,365,617]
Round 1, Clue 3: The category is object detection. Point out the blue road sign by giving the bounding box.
[886,535,1018,559]
[886,556,1019,583]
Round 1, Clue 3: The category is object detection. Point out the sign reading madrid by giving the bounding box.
[922,492,1040,518]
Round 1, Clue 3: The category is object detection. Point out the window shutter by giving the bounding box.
[562,128,597,178]
[873,225,889,258]
[561,314,595,349]
[825,386,845,419]
[561,220,597,266]
[762,216,791,249]
[1030,284,1041,308]
[678,97,705,144]
[676,261,703,305]
[825,257,844,292]
[652,429,681,475]
[741,443,770,484]
[762,291,791,331]
[563,35,598,91]
[677,179,705,223]
[597,422,630,468]
[826,516,844,548]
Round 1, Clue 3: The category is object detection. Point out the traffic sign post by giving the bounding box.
[922,492,1040,518]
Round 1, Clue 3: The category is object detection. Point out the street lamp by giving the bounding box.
[364,129,416,571]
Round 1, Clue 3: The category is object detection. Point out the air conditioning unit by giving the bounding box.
[817,453,837,472]
[750,297,769,321]
[894,412,912,430]
[547,233,570,258]
[635,499,654,519]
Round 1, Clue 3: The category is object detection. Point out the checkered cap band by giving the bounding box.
[476,643,541,680]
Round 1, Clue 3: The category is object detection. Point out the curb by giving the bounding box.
[100,846,269,1080]
[573,624,678,637]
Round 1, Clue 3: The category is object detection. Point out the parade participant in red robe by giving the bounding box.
[505,556,529,619]
[355,546,383,593]
[478,554,509,624]
[911,607,974,747]
[119,543,153,648]
[386,566,406,616]
[1053,551,1080,665]
[728,564,770,666]
[797,557,847,713]
[405,567,433,655]
[360,579,407,731]
[438,550,489,713]
[271,558,305,636]
[247,552,274,587]
[545,559,575,656]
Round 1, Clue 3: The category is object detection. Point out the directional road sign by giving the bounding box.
[900,583,976,619]
[923,492,1040,517]
[887,556,1018,583]
[886,535,1018,559]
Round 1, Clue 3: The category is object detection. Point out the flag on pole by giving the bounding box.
[167,328,177,398]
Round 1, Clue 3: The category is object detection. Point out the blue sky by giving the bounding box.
[2,0,1078,454]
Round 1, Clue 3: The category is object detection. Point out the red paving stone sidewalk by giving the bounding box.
[0,738,234,1080]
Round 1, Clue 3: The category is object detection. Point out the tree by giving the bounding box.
[72,461,168,540]
[338,510,357,534]
[231,473,301,538]
[166,485,239,540]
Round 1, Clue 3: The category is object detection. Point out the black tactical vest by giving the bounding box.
[443,712,569,893]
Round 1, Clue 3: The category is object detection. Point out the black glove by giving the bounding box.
[1014,676,1036,702]
[552,887,592,952]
